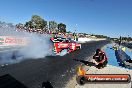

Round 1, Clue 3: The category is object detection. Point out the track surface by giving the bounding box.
[0,41,109,88]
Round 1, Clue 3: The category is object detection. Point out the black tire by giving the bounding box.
[76,46,81,50]
[76,76,86,85]
[78,47,80,50]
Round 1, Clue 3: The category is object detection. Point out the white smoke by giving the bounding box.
[59,49,68,56]
[0,27,52,65]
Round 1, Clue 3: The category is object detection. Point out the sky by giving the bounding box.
[0,0,132,38]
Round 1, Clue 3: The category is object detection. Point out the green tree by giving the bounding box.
[58,23,66,33]
[25,15,47,29]
[16,23,24,29]
[25,21,34,28]
[49,21,58,33]
[31,15,47,29]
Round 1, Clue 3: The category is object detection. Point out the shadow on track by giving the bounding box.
[73,59,95,66]
[0,74,28,88]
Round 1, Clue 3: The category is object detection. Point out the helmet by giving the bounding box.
[96,49,101,53]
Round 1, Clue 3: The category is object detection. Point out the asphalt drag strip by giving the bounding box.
[0,40,109,88]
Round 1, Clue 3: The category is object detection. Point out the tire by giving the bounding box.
[76,46,81,50]
[78,46,81,49]
[76,76,86,85]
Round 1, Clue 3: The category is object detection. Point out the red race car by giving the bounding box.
[50,37,81,55]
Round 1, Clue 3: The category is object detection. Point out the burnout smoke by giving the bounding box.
[0,27,52,65]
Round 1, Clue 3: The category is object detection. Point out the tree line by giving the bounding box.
[16,15,66,33]
[91,34,109,38]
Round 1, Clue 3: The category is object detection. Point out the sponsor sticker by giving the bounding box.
[79,74,131,83]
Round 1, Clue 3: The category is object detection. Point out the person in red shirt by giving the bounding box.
[92,49,108,69]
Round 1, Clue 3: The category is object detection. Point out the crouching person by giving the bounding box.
[92,49,108,69]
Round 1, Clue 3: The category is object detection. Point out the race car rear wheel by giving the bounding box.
[76,46,81,50]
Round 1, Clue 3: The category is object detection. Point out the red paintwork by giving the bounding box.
[51,37,81,54]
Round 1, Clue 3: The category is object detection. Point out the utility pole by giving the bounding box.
[128,35,129,43]
[119,36,122,46]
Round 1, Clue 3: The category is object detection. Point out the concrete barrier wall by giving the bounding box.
[77,38,106,43]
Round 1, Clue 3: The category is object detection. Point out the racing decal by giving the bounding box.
[53,43,57,52]
[5,38,24,44]
[72,43,75,50]
[0,36,27,46]
[58,43,68,47]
